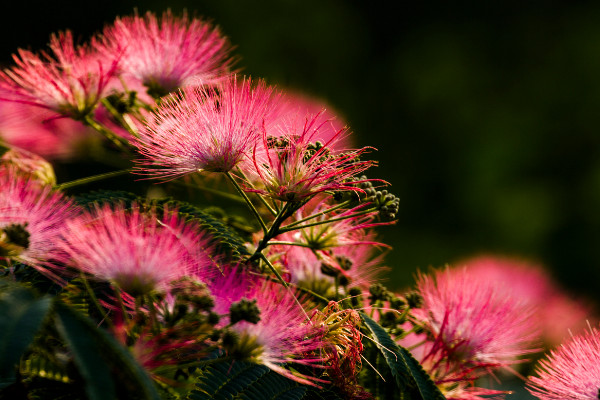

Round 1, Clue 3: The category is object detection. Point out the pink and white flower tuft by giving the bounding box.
[458,255,593,346]
[269,90,354,150]
[0,168,78,279]
[250,112,375,202]
[59,204,215,295]
[414,267,540,379]
[0,31,118,119]
[527,326,600,400]
[134,77,277,179]
[98,10,234,98]
[208,271,326,385]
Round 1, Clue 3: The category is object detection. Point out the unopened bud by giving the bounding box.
[229,298,261,325]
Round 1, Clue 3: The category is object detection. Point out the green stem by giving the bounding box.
[113,287,129,322]
[266,241,314,248]
[99,98,139,138]
[278,208,377,234]
[260,253,311,322]
[284,200,352,229]
[259,253,288,289]
[247,270,329,303]
[145,294,161,336]
[83,115,130,151]
[54,168,132,190]
[225,171,268,235]
[170,179,246,204]
[80,272,113,329]
[247,202,294,262]
[235,168,277,216]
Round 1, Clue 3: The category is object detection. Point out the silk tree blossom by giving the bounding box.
[269,90,354,150]
[311,301,369,398]
[59,204,215,295]
[283,199,391,252]
[527,326,600,400]
[0,31,118,119]
[0,97,92,159]
[413,267,540,381]
[457,255,593,346]
[270,229,387,296]
[249,112,375,202]
[208,271,326,385]
[98,10,234,98]
[0,168,78,279]
[134,77,277,179]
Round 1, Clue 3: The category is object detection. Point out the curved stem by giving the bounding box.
[265,241,314,248]
[278,208,377,234]
[80,272,113,330]
[99,98,140,138]
[284,200,352,229]
[225,171,268,235]
[55,168,132,190]
[235,168,277,216]
[260,253,311,322]
[83,115,130,151]
[170,179,245,204]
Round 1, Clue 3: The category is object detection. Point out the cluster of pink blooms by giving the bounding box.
[0,9,597,400]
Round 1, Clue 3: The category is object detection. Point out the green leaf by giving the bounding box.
[188,360,342,400]
[0,285,52,387]
[189,360,269,400]
[397,346,446,400]
[360,313,445,400]
[238,370,306,400]
[54,303,160,400]
[74,189,139,209]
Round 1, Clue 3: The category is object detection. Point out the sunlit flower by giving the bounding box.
[458,255,593,346]
[249,112,375,202]
[208,271,326,385]
[269,89,353,150]
[134,77,276,179]
[273,231,386,297]
[527,326,600,400]
[0,31,118,119]
[0,168,78,279]
[99,10,234,98]
[414,267,540,379]
[311,301,368,398]
[0,98,92,159]
[59,204,215,295]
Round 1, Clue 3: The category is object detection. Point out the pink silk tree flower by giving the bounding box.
[527,326,600,400]
[414,267,540,380]
[269,216,387,296]
[59,204,215,296]
[457,255,593,347]
[0,98,94,160]
[98,10,235,98]
[134,77,277,179]
[249,112,375,202]
[268,89,354,150]
[209,272,326,385]
[0,31,118,119]
[0,169,79,279]
[278,240,386,293]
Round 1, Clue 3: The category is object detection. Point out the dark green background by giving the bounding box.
[3,1,600,304]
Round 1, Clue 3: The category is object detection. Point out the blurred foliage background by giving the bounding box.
[2,1,600,305]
